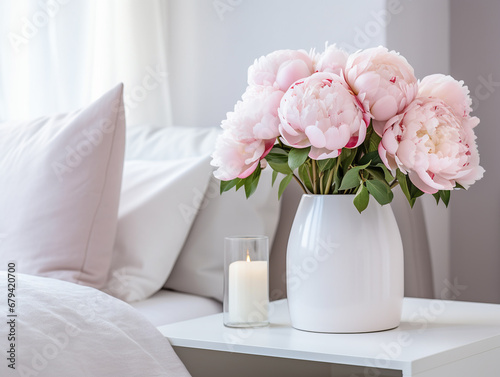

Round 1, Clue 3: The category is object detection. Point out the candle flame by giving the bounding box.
[246,250,251,262]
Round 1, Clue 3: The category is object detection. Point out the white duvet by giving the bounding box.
[1,272,191,377]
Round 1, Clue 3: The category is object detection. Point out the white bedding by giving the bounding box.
[131,289,222,327]
[1,272,191,377]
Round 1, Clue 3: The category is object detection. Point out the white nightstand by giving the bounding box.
[158,298,500,377]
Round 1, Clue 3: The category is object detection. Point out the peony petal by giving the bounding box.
[336,124,357,149]
[262,139,275,158]
[309,147,341,160]
[351,72,380,96]
[408,170,441,194]
[396,139,418,169]
[305,126,326,148]
[279,114,301,136]
[378,141,397,171]
[370,95,399,121]
[381,128,399,155]
[248,49,313,89]
[418,74,472,118]
[238,160,259,179]
[372,120,387,137]
[276,60,312,91]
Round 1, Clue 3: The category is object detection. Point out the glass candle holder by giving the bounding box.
[223,236,269,328]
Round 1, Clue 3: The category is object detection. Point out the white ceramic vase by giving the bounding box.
[286,194,404,333]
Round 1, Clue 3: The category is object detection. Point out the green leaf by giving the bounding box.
[432,192,441,205]
[339,169,362,191]
[268,145,288,155]
[298,164,313,193]
[455,182,466,190]
[235,178,245,191]
[363,121,373,148]
[376,163,394,182]
[317,158,337,173]
[366,167,386,183]
[366,179,394,205]
[409,181,425,200]
[288,147,310,171]
[439,190,451,207]
[267,147,292,175]
[358,150,382,166]
[353,184,369,213]
[339,162,371,191]
[267,160,292,175]
[265,147,290,173]
[368,130,382,153]
[265,146,288,162]
[220,178,239,194]
[278,174,293,200]
[271,170,278,186]
[397,173,424,207]
[396,169,412,205]
[244,165,261,198]
[340,149,356,173]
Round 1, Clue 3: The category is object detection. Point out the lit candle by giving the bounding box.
[228,250,268,324]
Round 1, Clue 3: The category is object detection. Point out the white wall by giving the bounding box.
[449,0,500,304]
[167,0,386,127]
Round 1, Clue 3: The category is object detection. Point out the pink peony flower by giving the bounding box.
[211,86,283,180]
[248,49,314,92]
[418,74,472,118]
[239,86,284,140]
[379,97,484,194]
[345,46,418,135]
[314,43,349,76]
[211,135,274,181]
[278,72,370,160]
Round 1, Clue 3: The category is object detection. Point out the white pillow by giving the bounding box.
[123,125,281,302]
[0,84,126,288]
[104,157,213,302]
[125,125,220,160]
[165,171,280,301]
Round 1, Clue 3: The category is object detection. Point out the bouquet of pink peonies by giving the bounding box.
[211,44,484,212]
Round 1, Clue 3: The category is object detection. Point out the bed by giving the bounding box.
[0,85,281,375]
[1,272,191,377]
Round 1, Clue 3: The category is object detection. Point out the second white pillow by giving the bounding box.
[104,157,213,302]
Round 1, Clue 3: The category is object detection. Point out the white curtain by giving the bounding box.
[0,0,172,127]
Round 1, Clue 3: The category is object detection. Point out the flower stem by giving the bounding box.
[312,160,318,194]
[390,180,399,189]
[329,157,342,194]
[292,173,308,194]
[325,168,335,194]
